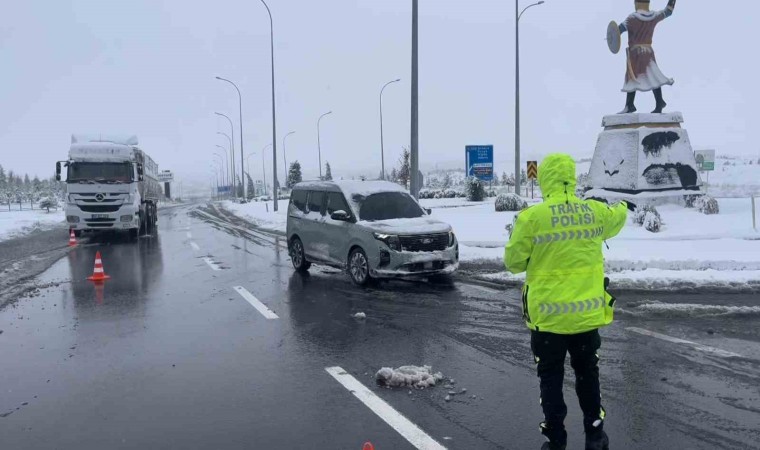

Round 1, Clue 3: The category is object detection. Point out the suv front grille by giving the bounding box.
[399,233,449,252]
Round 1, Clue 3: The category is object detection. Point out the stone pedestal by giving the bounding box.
[587,112,702,199]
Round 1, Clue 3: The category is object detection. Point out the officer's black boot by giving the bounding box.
[539,422,567,450]
[618,92,637,114]
[585,428,609,450]
[652,88,667,113]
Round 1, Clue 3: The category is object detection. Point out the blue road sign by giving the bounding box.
[466,145,494,181]
[217,185,231,194]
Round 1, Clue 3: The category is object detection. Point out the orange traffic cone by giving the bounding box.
[362,443,375,450]
[68,229,78,247]
[87,251,111,282]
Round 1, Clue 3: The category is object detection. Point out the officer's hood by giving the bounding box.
[538,153,577,200]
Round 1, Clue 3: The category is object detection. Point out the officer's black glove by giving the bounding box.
[624,201,637,212]
[586,196,609,205]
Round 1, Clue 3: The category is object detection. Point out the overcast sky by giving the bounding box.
[2,1,758,191]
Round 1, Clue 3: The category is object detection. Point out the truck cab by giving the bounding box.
[57,135,161,240]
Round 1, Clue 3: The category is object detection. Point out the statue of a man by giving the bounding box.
[618,0,677,114]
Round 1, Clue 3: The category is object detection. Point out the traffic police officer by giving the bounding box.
[505,153,632,450]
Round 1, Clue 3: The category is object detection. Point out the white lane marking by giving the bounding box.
[189,242,200,251]
[186,231,192,238]
[233,286,279,319]
[626,327,742,358]
[325,366,447,450]
[203,257,221,271]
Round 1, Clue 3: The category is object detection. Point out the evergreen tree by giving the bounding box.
[442,172,452,189]
[246,173,255,200]
[324,162,333,181]
[287,161,303,188]
[390,168,398,183]
[397,147,411,188]
[501,172,508,186]
[0,165,6,188]
[520,169,528,185]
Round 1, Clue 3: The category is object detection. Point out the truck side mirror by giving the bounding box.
[55,162,61,181]
[137,163,144,181]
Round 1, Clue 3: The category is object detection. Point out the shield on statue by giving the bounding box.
[607,20,621,54]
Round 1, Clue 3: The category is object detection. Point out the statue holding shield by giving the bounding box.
[608,0,677,114]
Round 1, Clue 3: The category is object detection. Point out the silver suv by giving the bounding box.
[286,180,459,285]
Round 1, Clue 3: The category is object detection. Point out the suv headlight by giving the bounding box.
[448,231,457,247]
[373,233,402,252]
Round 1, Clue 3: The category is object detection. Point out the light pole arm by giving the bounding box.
[518,1,544,22]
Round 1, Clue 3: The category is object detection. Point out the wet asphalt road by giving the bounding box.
[1,204,758,450]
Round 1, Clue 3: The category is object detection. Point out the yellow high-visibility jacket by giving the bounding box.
[505,154,628,334]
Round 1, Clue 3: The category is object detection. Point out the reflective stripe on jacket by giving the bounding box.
[504,154,628,335]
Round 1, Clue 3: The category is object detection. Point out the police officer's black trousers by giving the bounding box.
[530,329,604,445]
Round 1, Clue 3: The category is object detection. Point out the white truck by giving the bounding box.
[56,135,162,240]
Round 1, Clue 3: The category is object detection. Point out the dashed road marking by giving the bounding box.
[186,231,192,239]
[233,286,279,319]
[203,257,221,271]
[189,242,200,251]
[626,327,742,358]
[325,366,447,450]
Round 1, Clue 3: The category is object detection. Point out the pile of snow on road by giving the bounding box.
[376,365,444,389]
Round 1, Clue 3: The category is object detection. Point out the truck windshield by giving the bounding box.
[356,192,425,221]
[67,162,133,183]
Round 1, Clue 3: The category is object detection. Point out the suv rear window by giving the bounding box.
[307,191,325,215]
[290,190,307,213]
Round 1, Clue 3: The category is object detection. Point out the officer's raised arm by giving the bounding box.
[601,201,630,241]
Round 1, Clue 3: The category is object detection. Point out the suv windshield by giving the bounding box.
[67,162,133,183]
[356,192,425,221]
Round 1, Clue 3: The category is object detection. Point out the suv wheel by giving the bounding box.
[348,247,371,286]
[290,237,311,272]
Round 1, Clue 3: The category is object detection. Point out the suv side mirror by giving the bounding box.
[55,162,61,181]
[330,210,350,221]
[424,208,432,215]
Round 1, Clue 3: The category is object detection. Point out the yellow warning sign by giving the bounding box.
[527,161,538,180]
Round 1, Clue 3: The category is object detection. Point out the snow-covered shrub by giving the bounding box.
[418,189,433,199]
[464,177,485,202]
[683,194,700,208]
[495,193,527,212]
[632,204,661,227]
[444,188,458,199]
[38,196,58,212]
[434,190,444,199]
[643,211,662,233]
[695,195,720,215]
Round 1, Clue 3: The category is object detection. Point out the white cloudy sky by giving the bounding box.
[1,1,757,191]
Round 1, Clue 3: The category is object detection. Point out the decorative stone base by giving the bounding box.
[588,112,702,198]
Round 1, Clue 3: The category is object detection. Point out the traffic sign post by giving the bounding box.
[527,161,538,199]
[694,150,715,193]
[465,145,494,182]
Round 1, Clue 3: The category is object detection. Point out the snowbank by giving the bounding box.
[222,200,287,235]
[0,209,65,242]
[376,365,444,389]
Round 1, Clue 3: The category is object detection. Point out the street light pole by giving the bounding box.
[215,112,235,194]
[262,144,272,196]
[283,131,295,187]
[246,153,256,196]
[380,78,401,181]
[213,151,228,196]
[317,111,332,180]
[258,0,279,211]
[215,77,245,200]
[515,0,545,195]
[217,132,234,195]
[410,0,420,198]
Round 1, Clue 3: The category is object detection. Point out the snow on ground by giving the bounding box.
[0,209,65,242]
[375,365,444,389]
[223,200,287,235]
